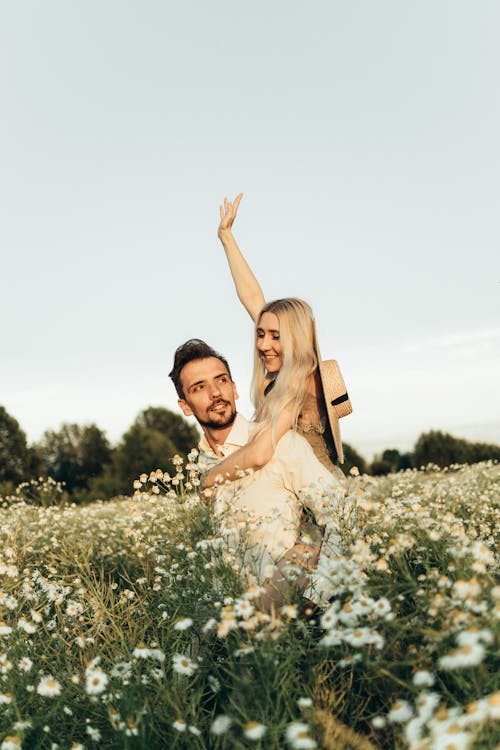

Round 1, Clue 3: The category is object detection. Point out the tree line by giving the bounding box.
[1,404,499,500]
[0,405,198,500]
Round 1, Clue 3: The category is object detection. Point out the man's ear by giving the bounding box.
[178,398,193,417]
[233,382,239,402]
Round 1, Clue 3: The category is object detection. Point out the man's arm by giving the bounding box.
[200,410,293,492]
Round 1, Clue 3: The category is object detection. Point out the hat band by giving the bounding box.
[331,392,349,407]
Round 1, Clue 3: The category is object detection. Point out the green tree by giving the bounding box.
[133,407,199,457]
[369,448,414,474]
[36,423,112,492]
[0,406,30,484]
[109,406,199,495]
[369,457,393,476]
[342,442,368,475]
[413,430,500,468]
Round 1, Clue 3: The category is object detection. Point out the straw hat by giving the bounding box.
[314,329,352,465]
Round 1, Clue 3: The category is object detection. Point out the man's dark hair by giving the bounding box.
[169,339,232,399]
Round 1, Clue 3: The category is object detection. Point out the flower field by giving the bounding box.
[0,459,499,749]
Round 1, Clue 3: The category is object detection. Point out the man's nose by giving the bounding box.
[209,382,222,398]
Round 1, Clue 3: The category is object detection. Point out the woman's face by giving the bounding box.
[256,311,282,373]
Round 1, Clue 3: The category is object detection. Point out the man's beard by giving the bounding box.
[197,405,237,431]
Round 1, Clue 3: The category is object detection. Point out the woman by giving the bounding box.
[201,193,346,491]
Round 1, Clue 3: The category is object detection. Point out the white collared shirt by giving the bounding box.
[198,414,343,570]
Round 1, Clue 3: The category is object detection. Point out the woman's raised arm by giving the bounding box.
[218,194,266,322]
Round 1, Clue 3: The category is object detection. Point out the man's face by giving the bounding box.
[178,357,238,430]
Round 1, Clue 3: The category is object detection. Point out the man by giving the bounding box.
[169,339,343,608]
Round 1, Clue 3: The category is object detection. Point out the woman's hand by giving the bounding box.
[218,193,243,239]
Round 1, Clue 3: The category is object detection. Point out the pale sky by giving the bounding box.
[1,0,499,459]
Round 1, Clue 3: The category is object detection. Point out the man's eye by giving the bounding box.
[193,384,204,392]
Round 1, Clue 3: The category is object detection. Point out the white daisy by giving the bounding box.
[172,653,198,676]
[85,668,108,695]
[210,715,232,735]
[243,722,267,740]
[285,721,317,749]
[37,676,62,697]
[173,617,193,631]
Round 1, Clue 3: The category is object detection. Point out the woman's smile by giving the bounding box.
[256,312,283,372]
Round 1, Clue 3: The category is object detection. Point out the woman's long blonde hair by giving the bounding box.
[251,298,319,430]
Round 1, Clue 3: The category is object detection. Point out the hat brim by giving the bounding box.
[314,326,352,465]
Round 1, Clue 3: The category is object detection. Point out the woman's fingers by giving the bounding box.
[218,194,243,230]
[233,192,243,208]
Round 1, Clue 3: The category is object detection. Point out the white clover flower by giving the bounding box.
[0,622,12,636]
[172,653,198,676]
[243,722,267,740]
[37,676,62,697]
[371,716,386,729]
[173,617,193,631]
[0,692,12,704]
[85,668,108,695]
[172,719,187,732]
[210,714,232,735]
[285,721,317,748]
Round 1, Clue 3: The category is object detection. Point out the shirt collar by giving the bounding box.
[198,413,250,455]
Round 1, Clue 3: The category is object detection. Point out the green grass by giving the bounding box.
[0,461,499,749]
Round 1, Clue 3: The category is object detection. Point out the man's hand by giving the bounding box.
[218,193,243,239]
